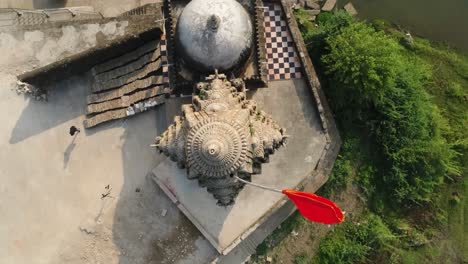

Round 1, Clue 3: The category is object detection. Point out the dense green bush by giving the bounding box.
[295,10,355,64]
[315,213,397,264]
[315,16,459,206]
[319,138,359,196]
[322,22,402,111]
[290,9,467,264]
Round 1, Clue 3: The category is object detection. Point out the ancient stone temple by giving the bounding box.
[154,72,287,205]
[10,0,341,259]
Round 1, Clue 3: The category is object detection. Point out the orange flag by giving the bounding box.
[282,189,344,224]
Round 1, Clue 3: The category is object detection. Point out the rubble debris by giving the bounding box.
[161,209,167,217]
[305,9,321,16]
[404,32,414,46]
[322,0,337,11]
[344,2,358,15]
[101,187,112,199]
[15,81,47,101]
[305,0,320,10]
[79,226,96,235]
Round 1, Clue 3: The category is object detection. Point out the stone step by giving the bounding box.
[92,60,162,92]
[87,75,164,104]
[0,18,14,27]
[0,11,17,20]
[94,48,160,83]
[0,7,101,27]
[67,6,96,14]
[84,95,166,128]
[17,12,47,26]
[86,85,165,114]
[73,13,102,20]
[240,237,257,253]
[91,40,160,75]
[44,10,73,21]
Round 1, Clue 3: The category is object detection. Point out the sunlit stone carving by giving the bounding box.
[154,72,287,205]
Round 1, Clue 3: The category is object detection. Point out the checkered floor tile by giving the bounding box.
[161,34,170,87]
[263,2,302,80]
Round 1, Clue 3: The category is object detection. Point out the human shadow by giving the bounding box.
[9,74,91,144]
[63,133,77,169]
[9,69,216,263]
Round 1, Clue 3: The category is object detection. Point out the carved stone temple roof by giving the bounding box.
[154,72,287,206]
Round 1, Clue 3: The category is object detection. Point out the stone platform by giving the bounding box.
[153,78,328,256]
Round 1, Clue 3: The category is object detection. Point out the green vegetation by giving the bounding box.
[319,137,359,197]
[301,10,461,207]
[252,10,467,264]
[315,213,397,264]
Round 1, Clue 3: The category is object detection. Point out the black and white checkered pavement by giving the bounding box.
[263,2,302,80]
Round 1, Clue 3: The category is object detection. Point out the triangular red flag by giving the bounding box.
[282,189,344,224]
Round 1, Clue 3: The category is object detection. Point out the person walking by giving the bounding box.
[69,126,81,136]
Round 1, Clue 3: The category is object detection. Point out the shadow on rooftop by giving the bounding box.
[9,74,91,144]
[9,70,216,263]
[108,97,218,264]
[33,0,67,9]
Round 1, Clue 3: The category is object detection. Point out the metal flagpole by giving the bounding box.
[234,176,282,193]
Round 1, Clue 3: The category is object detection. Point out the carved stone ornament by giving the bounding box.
[154,72,287,205]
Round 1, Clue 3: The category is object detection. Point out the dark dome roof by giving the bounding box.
[175,0,253,72]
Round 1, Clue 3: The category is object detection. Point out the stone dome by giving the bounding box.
[175,0,253,72]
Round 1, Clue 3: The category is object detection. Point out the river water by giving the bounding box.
[337,0,468,52]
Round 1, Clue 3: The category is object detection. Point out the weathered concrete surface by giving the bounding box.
[0,1,342,263]
[0,75,217,264]
[154,78,329,260]
[0,21,215,264]
[0,0,162,17]
[0,21,129,75]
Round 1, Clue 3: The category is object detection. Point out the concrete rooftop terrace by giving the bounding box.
[0,1,341,263]
[0,0,162,17]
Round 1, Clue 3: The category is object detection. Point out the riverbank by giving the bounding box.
[336,0,468,53]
